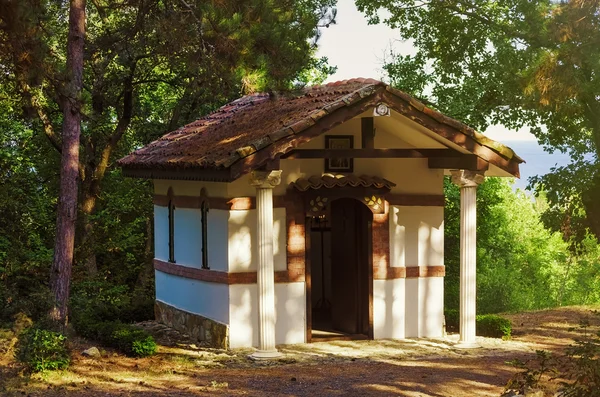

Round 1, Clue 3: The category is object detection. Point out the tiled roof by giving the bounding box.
[290,174,396,192]
[118,78,524,180]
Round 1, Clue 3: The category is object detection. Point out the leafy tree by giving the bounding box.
[445,177,570,313]
[0,0,336,325]
[356,0,600,240]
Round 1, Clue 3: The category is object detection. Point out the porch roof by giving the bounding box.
[118,78,524,181]
[290,174,396,192]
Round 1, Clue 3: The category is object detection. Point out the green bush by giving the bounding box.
[444,309,459,333]
[445,311,512,339]
[476,314,512,339]
[74,318,156,357]
[15,328,70,372]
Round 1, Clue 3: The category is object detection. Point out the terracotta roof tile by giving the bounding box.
[118,78,524,178]
[290,174,396,191]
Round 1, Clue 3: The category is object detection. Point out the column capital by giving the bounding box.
[451,169,484,188]
[250,170,282,189]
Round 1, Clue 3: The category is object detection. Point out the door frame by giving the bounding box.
[304,196,377,341]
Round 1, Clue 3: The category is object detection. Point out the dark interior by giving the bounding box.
[310,198,372,340]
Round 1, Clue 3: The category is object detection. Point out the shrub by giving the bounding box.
[476,314,512,339]
[76,319,156,357]
[444,309,459,333]
[15,328,70,372]
[445,311,512,339]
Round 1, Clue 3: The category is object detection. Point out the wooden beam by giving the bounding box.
[281,148,458,159]
[362,117,374,149]
[428,155,489,172]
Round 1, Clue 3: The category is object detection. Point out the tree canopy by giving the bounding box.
[356,0,600,239]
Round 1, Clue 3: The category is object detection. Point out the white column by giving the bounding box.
[451,169,484,348]
[249,170,283,359]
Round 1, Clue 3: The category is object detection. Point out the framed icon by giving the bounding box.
[325,135,354,173]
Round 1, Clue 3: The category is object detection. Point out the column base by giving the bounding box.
[455,340,481,349]
[249,349,284,360]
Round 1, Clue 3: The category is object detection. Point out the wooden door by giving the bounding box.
[330,198,371,335]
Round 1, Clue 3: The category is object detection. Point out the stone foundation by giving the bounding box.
[154,300,229,349]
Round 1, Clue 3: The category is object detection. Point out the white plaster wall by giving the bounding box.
[174,208,202,268]
[389,205,444,267]
[275,282,306,345]
[405,278,420,337]
[154,205,169,261]
[229,284,258,348]
[155,270,229,325]
[373,279,406,339]
[419,277,445,337]
[227,208,286,272]
[228,283,306,348]
[404,277,444,338]
[207,209,229,271]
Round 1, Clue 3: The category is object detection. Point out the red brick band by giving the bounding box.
[153,194,286,210]
[373,265,445,279]
[156,259,442,284]
[154,259,304,284]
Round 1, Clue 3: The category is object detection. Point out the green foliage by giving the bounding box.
[445,177,571,314]
[445,310,512,339]
[15,328,70,372]
[476,314,512,339]
[79,320,156,357]
[70,279,154,328]
[357,0,600,240]
[69,279,156,357]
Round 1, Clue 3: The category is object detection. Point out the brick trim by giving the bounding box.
[387,194,444,206]
[154,259,304,284]
[373,265,445,280]
[153,194,286,210]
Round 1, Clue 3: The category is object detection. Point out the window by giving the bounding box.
[201,200,209,269]
[168,199,175,263]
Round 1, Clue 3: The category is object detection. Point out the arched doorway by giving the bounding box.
[290,174,394,341]
[309,198,373,340]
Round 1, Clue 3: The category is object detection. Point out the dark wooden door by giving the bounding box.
[330,198,371,335]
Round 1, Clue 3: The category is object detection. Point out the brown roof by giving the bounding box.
[290,174,396,192]
[119,78,523,181]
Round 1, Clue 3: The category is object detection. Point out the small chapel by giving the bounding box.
[119,78,523,358]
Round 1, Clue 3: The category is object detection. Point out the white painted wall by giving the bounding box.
[154,205,169,261]
[405,278,420,337]
[227,208,286,272]
[404,277,444,338]
[228,282,306,348]
[174,208,202,268]
[373,279,406,339]
[419,276,445,337]
[155,270,229,325]
[207,209,229,271]
[389,205,444,268]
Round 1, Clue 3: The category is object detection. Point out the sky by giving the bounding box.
[315,0,537,144]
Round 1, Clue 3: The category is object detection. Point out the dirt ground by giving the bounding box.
[1,306,598,397]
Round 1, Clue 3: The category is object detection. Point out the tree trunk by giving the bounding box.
[49,0,86,328]
[80,191,98,277]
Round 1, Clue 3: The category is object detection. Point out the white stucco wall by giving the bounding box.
[228,282,306,348]
[227,208,286,272]
[207,209,229,271]
[174,208,202,268]
[154,205,169,261]
[155,270,229,325]
[404,277,444,338]
[389,205,444,268]
[373,278,406,339]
